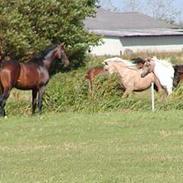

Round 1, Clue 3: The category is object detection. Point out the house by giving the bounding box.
[84,8,183,56]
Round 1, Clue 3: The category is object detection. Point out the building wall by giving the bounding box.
[121,36,183,46]
[90,37,123,56]
[90,36,183,56]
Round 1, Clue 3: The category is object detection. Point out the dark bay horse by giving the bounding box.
[173,65,183,87]
[0,43,69,116]
[131,57,145,69]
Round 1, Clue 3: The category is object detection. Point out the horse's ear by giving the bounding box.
[60,42,65,49]
[145,57,151,62]
[103,61,108,65]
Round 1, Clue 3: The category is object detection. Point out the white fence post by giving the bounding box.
[151,82,155,112]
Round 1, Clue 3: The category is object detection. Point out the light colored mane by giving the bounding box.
[104,60,141,76]
[150,56,174,95]
[103,57,136,67]
[152,56,173,69]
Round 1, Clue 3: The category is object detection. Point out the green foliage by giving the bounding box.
[0,0,100,64]
[6,55,183,115]
[43,71,155,113]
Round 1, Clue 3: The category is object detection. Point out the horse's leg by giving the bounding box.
[0,85,4,116]
[32,89,38,114]
[154,76,164,94]
[166,87,173,96]
[122,89,132,98]
[0,88,11,117]
[38,86,46,114]
[88,79,93,96]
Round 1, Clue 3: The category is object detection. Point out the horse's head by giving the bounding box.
[173,65,181,87]
[131,57,145,69]
[55,43,70,67]
[103,61,116,74]
[141,57,155,77]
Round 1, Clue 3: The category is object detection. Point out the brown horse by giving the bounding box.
[0,43,69,117]
[173,65,183,87]
[85,66,107,94]
[0,52,2,62]
[103,60,163,97]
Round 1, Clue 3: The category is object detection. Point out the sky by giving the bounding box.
[111,0,183,8]
[100,0,183,23]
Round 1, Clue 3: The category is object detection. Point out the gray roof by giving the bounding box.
[90,29,183,37]
[84,9,183,37]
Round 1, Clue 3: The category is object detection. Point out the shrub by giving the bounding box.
[0,0,100,66]
[5,55,183,115]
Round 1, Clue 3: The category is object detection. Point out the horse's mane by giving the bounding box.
[152,56,174,80]
[104,57,123,63]
[103,57,136,67]
[30,44,57,64]
[152,57,173,68]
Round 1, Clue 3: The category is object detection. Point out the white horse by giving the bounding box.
[141,56,174,95]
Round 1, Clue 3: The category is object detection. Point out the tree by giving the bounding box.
[0,0,100,65]
[146,0,181,23]
[123,0,142,12]
[99,0,117,11]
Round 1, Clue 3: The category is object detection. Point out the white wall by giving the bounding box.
[123,45,183,53]
[89,36,183,56]
[90,38,123,56]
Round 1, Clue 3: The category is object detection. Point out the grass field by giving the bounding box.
[1,111,183,183]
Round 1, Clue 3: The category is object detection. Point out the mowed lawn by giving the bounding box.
[0,111,183,183]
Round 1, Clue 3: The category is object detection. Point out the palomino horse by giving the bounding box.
[0,43,69,117]
[141,57,174,95]
[85,57,138,94]
[103,59,163,97]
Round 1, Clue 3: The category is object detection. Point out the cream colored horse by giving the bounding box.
[141,56,174,95]
[103,59,163,97]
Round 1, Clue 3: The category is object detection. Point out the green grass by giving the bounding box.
[1,111,183,183]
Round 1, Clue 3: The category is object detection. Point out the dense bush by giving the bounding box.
[0,0,100,65]
[6,55,183,116]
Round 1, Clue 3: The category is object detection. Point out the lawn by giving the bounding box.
[0,111,183,183]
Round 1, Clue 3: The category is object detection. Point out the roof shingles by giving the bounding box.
[84,9,182,37]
